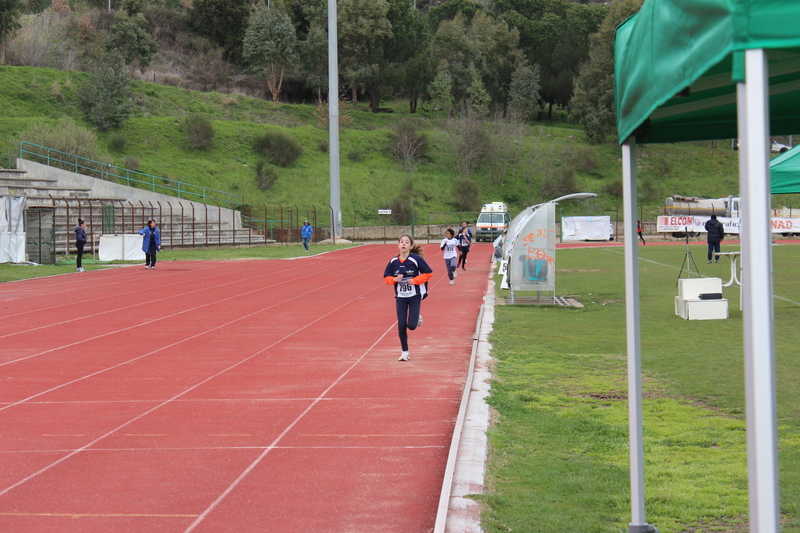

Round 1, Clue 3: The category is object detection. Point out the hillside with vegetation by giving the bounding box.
[2,0,783,226]
[1,65,753,226]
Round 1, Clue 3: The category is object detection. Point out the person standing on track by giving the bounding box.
[637,219,646,245]
[301,220,313,252]
[441,229,458,285]
[75,218,87,273]
[456,224,472,271]
[384,234,433,362]
[139,219,162,270]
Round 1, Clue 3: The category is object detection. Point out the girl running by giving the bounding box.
[383,234,433,361]
[457,225,472,270]
[441,229,458,285]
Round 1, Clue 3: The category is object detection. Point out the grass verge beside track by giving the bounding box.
[479,242,800,533]
[0,243,358,283]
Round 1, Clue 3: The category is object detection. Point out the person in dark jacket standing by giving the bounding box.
[75,219,87,272]
[139,220,162,269]
[705,214,725,263]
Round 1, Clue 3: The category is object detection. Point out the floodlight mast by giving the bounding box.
[328,0,342,238]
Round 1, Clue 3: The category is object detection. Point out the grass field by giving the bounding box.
[480,241,800,533]
[3,241,799,532]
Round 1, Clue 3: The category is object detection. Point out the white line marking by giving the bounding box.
[0,280,387,497]
[183,326,395,533]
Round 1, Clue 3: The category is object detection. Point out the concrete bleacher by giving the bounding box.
[4,160,257,254]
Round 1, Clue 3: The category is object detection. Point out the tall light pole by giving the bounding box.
[327,0,342,237]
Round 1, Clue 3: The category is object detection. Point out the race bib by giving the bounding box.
[397,279,415,298]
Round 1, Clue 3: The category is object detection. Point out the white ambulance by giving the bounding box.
[475,202,510,242]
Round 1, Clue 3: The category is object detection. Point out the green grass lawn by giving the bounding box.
[480,242,800,533]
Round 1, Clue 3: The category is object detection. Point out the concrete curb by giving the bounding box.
[443,270,496,532]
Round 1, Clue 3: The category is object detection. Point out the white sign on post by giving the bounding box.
[378,209,392,215]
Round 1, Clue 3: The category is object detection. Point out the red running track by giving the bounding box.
[0,244,491,533]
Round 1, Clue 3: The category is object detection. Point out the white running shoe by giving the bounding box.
[449,280,454,285]
[399,351,409,361]
[417,314,423,327]
[145,265,150,269]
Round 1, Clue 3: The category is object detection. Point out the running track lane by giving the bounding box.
[0,244,491,533]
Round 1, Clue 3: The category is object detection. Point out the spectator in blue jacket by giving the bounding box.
[301,220,313,252]
[75,218,87,272]
[139,220,162,269]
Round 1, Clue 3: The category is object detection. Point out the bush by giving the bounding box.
[389,118,427,172]
[109,133,127,152]
[123,155,140,171]
[347,149,364,162]
[605,177,624,197]
[451,177,480,212]
[542,165,578,199]
[185,115,215,150]
[254,160,278,190]
[575,146,598,172]
[252,130,303,167]
[19,117,102,163]
[318,139,329,153]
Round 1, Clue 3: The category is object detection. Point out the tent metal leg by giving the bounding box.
[739,48,780,533]
[622,140,655,531]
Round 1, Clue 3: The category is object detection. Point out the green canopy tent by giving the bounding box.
[614,2,800,532]
[771,143,800,194]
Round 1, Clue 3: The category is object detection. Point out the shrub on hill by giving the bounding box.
[251,130,302,167]
[184,114,214,150]
[254,160,278,190]
[18,117,103,168]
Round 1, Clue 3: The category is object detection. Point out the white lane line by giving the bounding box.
[0,248,388,367]
[183,325,395,533]
[1,446,446,454]
[0,250,391,410]
[0,282,387,497]
[1,248,380,337]
[605,248,800,306]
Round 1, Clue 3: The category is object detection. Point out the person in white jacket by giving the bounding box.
[440,229,459,285]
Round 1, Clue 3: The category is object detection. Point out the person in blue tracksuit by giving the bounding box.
[75,218,87,272]
[139,220,162,269]
[301,220,313,252]
[383,234,433,362]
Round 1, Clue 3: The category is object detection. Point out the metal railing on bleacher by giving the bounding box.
[19,142,244,210]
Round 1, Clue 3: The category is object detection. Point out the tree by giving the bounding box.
[384,0,431,113]
[0,0,25,65]
[466,67,490,117]
[431,11,520,109]
[571,0,642,143]
[427,66,453,115]
[338,0,392,112]
[105,12,158,68]
[498,0,606,116]
[243,1,298,102]
[188,0,250,61]
[80,52,133,131]
[507,59,542,121]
